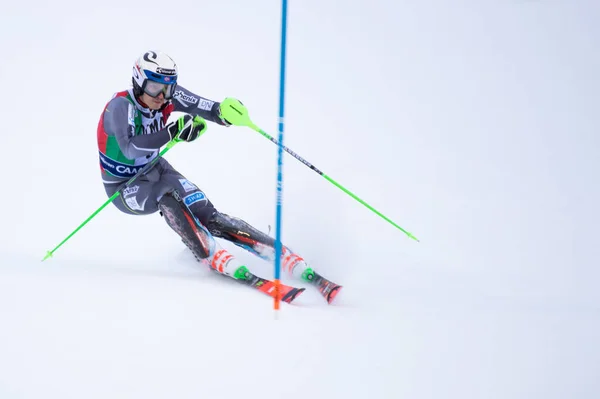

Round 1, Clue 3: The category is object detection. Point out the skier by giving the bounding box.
[96,50,341,303]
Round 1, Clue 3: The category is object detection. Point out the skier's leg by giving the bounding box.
[157,192,252,280]
[153,159,264,280]
[205,212,312,278]
[204,211,342,302]
[155,159,337,301]
[158,191,305,302]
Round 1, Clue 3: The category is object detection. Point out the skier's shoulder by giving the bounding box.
[104,90,138,117]
[105,89,135,109]
[101,90,136,129]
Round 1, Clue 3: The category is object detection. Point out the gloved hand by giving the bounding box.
[166,114,207,142]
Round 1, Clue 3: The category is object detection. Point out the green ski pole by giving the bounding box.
[43,115,208,261]
[219,98,419,242]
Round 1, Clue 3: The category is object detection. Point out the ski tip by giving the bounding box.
[281,287,306,304]
[326,285,343,304]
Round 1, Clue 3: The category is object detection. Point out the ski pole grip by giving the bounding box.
[219,98,251,127]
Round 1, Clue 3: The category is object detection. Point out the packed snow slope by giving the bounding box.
[1,1,599,398]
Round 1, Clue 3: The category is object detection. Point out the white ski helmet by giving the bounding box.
[132,50,178,99]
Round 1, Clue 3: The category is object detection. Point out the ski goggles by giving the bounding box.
[143,80,177,99]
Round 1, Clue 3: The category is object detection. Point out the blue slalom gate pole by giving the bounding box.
[274,0,288,311]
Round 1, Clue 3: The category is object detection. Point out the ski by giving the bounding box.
[240,272,305,304]
[305,270,342,304]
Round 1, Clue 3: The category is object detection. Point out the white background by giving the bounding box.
[1,1,599,398]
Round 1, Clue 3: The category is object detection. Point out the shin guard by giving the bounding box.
[158,192,215,261]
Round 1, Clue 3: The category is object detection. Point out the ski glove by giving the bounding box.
[166,114,207,142]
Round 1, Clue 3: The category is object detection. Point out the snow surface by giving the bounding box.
[1,1,600,398]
